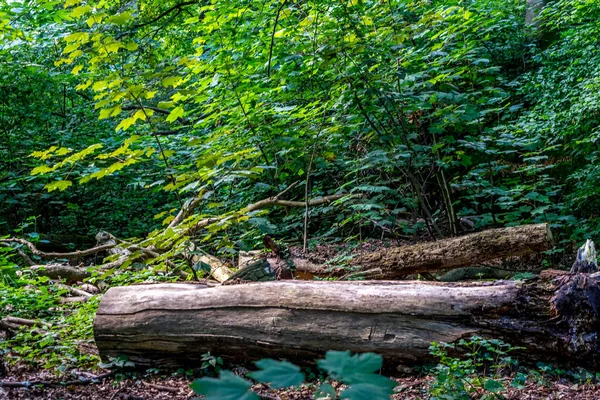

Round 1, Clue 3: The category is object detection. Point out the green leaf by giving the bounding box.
[190,371,259,400]
[44,180,73,192]
[315,383,337,399]
[483,379,505,393]
[247,359,305,389]
[317,352,395,397]
[106,12,132,25]
[340,382,394,400]
[317,351,383,379]
[166,106,185,123]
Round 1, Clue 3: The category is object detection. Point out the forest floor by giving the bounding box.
[2,364,600,399]
[0,239,588,399]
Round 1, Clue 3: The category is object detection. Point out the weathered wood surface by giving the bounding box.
[30,264,91,283]
[290,223,553,279]
[94,271,600,368]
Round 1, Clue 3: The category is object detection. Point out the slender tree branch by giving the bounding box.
[118,1,201,37]
[0,372,113,388]
[267,0,287,78]
[0,238,116,259]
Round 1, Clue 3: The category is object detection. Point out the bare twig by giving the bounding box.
[141,380,180,393]
[118,1,200,36]
[55,283,93,298]
[0,238,116,259]
[0,242,34,266]
[267,0,288,78]
[0,372,112,388]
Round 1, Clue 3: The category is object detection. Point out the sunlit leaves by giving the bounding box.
[105,11,132,25]
[70,5,91,18]
[166,106,184,123]
[44,180,73,192]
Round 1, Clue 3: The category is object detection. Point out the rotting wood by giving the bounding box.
[93,271,600,368]
[290,223,553,279]
[30,264,91,283]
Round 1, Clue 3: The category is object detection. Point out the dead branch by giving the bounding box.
[0,243,35,266]
[168,196,203,229]
[0,238,115,259]
[245,193,352,213]
[141,380,180,393]
[59,296,89,304]
[187,193,356,233]
[1,316,37,327]
[56,284,93,298]
[0,316,51,334]
[30,264,91,282]
[0,372,113,388]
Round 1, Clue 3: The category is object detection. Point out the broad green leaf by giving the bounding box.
[317,351,383,379]
[106,12,132,25]
[70,5,91,18]
[340,383,394,400]
[162,76,182,88]
[64,0,82,7]
[31,165,56,175]
[71,64,83,75]
[484,379,505,393]
[317,352,395,395]
[166,106,184,123]
[116,117,137,132]
[190,371,259,400]
[45,180,73,192]
[247,359,305,389]
[315,383,337,399]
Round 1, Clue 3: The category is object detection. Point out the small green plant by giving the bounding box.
[0,275,101,373]
[200,352,223,376]
[428,336,522,400]
[190,351,396,400]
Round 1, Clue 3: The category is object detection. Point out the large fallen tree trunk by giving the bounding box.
[290,223,553,279]
[94,270,600,368]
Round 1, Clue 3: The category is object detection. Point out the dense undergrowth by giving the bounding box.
[0,0,599,259]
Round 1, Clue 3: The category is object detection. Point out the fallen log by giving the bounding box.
[30,264,91,283]
[94,271,600,368]
[290,223,553,279]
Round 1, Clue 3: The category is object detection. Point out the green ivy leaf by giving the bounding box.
[247,359,305,389]
[190,371,259,400]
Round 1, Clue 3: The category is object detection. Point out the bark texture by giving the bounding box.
[94,271,600,368]
[30,264,91,283]
[353,223,552,279]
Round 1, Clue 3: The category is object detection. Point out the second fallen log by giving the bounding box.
[292,223,553,279]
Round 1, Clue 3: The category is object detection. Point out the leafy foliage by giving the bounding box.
[0,0,599,265]
[191,351,395,400]
[427,336,523,400]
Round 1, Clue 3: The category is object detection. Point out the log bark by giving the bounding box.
[94,271,600,368]
[292,223,553,279]
[30,264,91,283]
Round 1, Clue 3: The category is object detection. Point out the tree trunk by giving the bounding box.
[292,223,552,279]
[94,271,600,368]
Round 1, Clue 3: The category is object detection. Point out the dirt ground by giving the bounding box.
[2,370,600,399]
